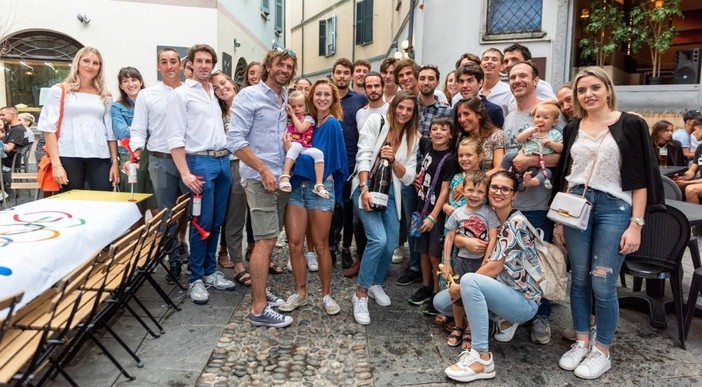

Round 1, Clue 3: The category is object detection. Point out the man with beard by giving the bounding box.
[330,58,368,275]
[417,65,452,137]
[395,59,447,104]
[356,72,389,129]
[502,61,561,345]
[228,48,298,328]
[503,43,556,114]
[352,59,371,94]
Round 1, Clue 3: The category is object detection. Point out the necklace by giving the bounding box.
[318,113,331,125]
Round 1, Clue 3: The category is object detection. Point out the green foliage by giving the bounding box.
[629,0,683,78]
[579,0,629,67]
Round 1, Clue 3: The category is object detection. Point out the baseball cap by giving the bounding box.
[684,109,702,121]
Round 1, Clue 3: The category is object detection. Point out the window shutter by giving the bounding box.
[319,19,327,56]
[356,1,364,45]
[364,0,373,44]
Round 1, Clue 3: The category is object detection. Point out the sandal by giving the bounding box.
[461,328,472,351]
[447,326,464,347]
[234,270,252,287]
[434,313,453,326]
[279,174,292,193]
[269,261,285,274]
[218,251,235,269]
[313,183,330,199]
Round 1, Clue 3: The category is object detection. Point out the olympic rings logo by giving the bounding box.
[0,211,87,276]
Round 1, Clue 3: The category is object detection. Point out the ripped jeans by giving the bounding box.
[563,185,631,347]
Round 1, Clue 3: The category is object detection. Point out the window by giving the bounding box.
[275,0,283,35]
[356,0,374,45]
[319,15,336,57]
[261,0,270,17]
[485,0,543,38]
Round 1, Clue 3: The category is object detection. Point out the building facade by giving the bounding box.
[0,0,285,111]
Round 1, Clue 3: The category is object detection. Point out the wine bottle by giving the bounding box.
[370,142,392,211]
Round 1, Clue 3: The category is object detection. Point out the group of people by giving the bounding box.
[1,106,36,199]
[30,41,674,382]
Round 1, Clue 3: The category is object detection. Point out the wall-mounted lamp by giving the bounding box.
[233,39,241,51]
[77,12,91,24]
[580,9,590,19]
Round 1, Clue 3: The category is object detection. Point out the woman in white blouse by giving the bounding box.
[39,46,119,191]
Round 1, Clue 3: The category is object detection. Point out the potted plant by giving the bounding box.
[629,0,683,83]
[579,0,629,67]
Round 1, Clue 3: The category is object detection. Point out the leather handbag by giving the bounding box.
[37,84,66,192]
[547,131,607,231]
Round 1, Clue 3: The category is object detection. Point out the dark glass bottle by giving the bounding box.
[370,142,392,211]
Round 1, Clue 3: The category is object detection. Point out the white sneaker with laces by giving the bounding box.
[322,295,340,315]
[279,293,308,312]
[305,252,319,272]
[392,247,404,264]
[203,271,236,291]
[444,348,496,382]
[574,346,611,380]
[188,279,209,305]
[352,294,370,325]
[368,285,391,306]
[559,340,590,371]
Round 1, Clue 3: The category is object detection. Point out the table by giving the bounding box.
[666,199,702,226]
[0,197,142,317]
[659,165,688,177]
[49,190,152,203]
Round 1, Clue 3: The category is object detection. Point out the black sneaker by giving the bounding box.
[165,260,181,284]
[396,269,422,286]
[408,286,433,305]
[179,243,190,265]
[341,249,353,269]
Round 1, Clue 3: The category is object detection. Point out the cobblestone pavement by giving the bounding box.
[55,240,702,386]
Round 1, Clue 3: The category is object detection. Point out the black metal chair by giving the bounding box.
[619,205,690,349]
[683,267,702,341]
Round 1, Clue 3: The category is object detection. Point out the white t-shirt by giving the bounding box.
[356,103,389,131]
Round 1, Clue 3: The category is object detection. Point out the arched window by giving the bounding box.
[1,31,83,109]
[234,58,248,89]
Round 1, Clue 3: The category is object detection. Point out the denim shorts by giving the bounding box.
[288,178,335,212]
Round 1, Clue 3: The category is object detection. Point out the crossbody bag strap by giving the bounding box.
[56,83,66,138]
[420,152,452,216]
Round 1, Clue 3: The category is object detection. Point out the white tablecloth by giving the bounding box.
[0,199,141,316]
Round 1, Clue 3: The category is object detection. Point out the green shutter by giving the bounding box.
[319,19,327,56]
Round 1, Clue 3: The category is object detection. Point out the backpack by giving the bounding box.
[514,214,569,302]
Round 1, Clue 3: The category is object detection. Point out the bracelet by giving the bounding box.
[361,186,369,194]
[112,157,119,163]
[427,214,437,224]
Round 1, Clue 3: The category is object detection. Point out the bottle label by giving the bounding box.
[659,147,668,156]
[370,192,389,207]
[192,196,202,216]
[128,163,138,184]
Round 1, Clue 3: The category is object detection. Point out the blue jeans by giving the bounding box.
[563,185,631,347]
[522,209,553,318]
[353,186,399,288]
[186,155,232,283]
[149,156,187,210]
[461,273,539,352]
[401,184,420,272]
[433,288,454,316]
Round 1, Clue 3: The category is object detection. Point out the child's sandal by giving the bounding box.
[447,326,464,347]
[313,183,330,199]
[279,174,292,192]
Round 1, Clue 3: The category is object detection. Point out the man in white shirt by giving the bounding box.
[480,48,512,116]
[379,58,399,103]
[128,48,189,282]
[356,72,389,130]
[673,109,702,160]
[167,44,236,305]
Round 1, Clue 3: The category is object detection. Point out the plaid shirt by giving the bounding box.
[418,97,452,138]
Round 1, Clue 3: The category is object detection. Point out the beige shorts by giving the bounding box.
[242,179,289,241]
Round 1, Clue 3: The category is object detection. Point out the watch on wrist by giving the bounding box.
[630,216,645,226]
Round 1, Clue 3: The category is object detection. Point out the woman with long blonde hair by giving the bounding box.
[38,46,119,191]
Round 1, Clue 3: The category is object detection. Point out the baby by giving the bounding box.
[501,100,563,190]
[279,90,329,198]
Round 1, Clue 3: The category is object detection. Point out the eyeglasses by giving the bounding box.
[274,47,296,59]
[489,184,514,194]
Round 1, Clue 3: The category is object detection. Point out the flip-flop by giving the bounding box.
[234,270,252,287]
[218,252,235,269]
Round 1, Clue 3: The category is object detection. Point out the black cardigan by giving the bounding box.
[650,139,686,167]
[554,112,665,211]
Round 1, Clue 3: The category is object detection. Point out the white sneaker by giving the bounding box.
[392,247,404,264]
[188,279,209,304]
[286,258,293,273]
[352,294,370,325]
[493,319,519,342]
[559,340,590,371]
[444,348,496,382]
[368,285,391,306]
[278,293,308,312]
[574,346,611,380]
[305,252,319,272]
[322,295,340,315]
[203,271,236,291]
[275,229,286,248]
